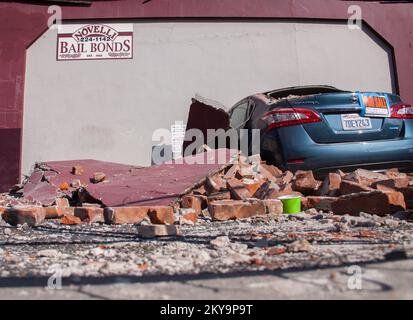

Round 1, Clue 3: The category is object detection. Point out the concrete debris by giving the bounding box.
[137,224,181,238]
[287,239,313,253]
[210,236,231,248]
[37,249,60,258]
[71,179,82,188]
[0,210,412,279]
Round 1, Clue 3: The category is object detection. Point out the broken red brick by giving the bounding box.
[331,190,406,216]
[138,224,181,238]
[375,184,397,193]
[71,165,84,176]
[385,169,409,181]
[336,169,346,178]
[385,168,400,175]
[104,207,149,224]
[253,181,275,199]
[343,169,387,187]
[242,178,264,196]
[223,164,240,179]
[227,178,251,200]
[305,196,337,211]
[235,166,255,179]
[319,173,342,196]
[277,171,294,186]
[372,177,409,190]
[44,206,70,219]
[205,175,226,194]
[180,195,207,213]
[262,199,283,215]
[280,182,293,192]
[181,211,198,224]
[399,187,413,209]
[256,167,277,185]
[3,206,45,226]
[260,164,283,178]
[207,191,231,202]
[59,182,70,191]
[91,172,106,184]
[74,207,104,223]
[147,206,175,225]
[45,197,73,219]
[192,184,207,195]
[208,199,266,221]
[60,214,82,225]
[301,197,309,210]
[55,198,69,207]
[292,170,321,195]
[339,180,374,195]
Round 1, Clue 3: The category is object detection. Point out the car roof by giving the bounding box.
[264,85,348,99]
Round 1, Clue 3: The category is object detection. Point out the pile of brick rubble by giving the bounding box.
[1,153,412,238]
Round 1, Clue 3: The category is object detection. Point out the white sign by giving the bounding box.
[57,23,133,61]
[171,121,187,159]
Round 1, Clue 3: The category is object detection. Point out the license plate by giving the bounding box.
[359,93,390,117]
[341,114,372,131]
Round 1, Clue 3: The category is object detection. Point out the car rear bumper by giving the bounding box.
[261,121,413,176]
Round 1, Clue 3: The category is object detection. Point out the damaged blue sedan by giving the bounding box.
[226,85,413,175]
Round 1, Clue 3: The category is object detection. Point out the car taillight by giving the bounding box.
[390,104,413,119]
[262,107,321,129]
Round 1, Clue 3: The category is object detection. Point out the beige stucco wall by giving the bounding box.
[22,20,395,175]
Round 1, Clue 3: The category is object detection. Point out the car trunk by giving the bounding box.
[287,92,404,143]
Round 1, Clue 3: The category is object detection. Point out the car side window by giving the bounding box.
[229,101,249,128]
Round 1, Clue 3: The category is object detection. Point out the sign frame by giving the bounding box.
[56,23,133,61]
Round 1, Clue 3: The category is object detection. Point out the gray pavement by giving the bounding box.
[0,259,412,299]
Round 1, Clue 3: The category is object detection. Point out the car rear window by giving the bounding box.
[267,86,348,99]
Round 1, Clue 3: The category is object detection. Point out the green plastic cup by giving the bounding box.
[278,195,302,214]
